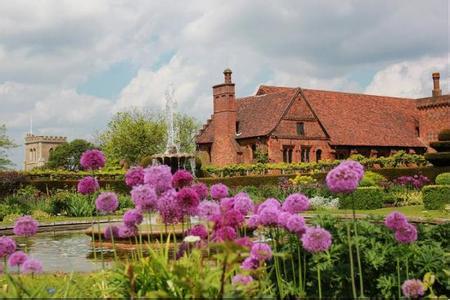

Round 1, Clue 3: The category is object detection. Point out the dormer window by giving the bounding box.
[236,121,240,134]
[296,122,305,136]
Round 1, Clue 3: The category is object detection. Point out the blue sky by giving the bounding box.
[0,0,448,168]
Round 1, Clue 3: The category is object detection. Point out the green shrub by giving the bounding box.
[435,172,450,185]
[422,185,450,210]
[359,171,387,187]
[0,171,27,199]
[66,194,95,217]
[0,204,12,221]
[31,209,51,221]
[437,128,450,141]
[339,187,385,209]
[2,213,21,224]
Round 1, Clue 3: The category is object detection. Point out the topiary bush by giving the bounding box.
[435,172,450,185]
[422,185,450,210]
[426,128,450,167]
[339,187,385,209]
[438,128,450,141]
[359,171,387,187]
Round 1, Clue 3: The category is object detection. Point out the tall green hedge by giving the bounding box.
[422,185,450,210]
[339,187,385,210]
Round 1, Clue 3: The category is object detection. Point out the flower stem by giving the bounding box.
[317,265,322,299]
[108,216,118,261]
[346,223,357,299]
[397,258,401,299]
[352,193,364,298]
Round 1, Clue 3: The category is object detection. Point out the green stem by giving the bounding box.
[96,215,104,269]
[352,193,364,298]
[297,243,303,296]
[317,265,322,299]
[346,223,357,299]
[91,216,97,261]
[397,258,401,299]
[108,216,118,261]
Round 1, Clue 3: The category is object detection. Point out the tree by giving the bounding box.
[46,139,94,171]
[98,108,200,166]
[0,124,17,170]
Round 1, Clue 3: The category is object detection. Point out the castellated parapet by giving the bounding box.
[24,134,67,171]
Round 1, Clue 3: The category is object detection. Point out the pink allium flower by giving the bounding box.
[176,187,200,216]
[123,209,143,227]
[277,211,292,228]
[213,226,236,242]
[234,193,254,215]
[402,279,424,298]
[235,237,253,249]
[22,258,43,274]
[80,149,105,170]
[143,165,173,194]
[131,184,158,212]
[198,200,220,221]
[210,183,229,200]
[172,170,194,188]
[188,224,208,240]
[258,206,280,226]
[385,211,408,231]
[247,214,260,229]
[125,166,145,187]
[222,209,245,228]
[232,274,253,286]
[250,242,272,261]
[77,176,99,195]
[395,223,417,244]
[326,164,360,194]
[103,225,119,240]
[0,236,16,257]
[339,160,364,181]
[13,216,39,237]
[282,193,310,213]
[301,226,332,253]
[256,198,281,214]
[220,197,235,212]
[8,251,28,267]
[118,225,137,238]
[191,183,209,200]
[286,214,306,234]
[158,189,182,224]
[241,256,260,270]
[95,192,119,213]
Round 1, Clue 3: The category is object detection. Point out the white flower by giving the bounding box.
[183,235,201,243]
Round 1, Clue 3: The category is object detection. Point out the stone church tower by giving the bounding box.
[24,134,66,171]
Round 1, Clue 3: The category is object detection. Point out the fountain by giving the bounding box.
[151,84,196,175]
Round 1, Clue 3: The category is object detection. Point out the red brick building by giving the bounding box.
[196,69,450,166]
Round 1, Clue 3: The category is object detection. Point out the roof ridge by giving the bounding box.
[301,88,415,101]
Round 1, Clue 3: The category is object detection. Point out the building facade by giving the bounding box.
[24,134,67,171]
[196,70,450,166]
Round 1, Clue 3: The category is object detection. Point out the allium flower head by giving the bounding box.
[143,165,173,194]
[258,206,280,226]
[77,176,99,195]
[118,225,137,238]
[213,226,236,242]
[385,211,408,231]
[22,258,43,274]
[13,216,39,237]
[277,211,292,228]
[123,209,143,227]
[103,225,119,240]
[220,197,235,211]
[395,223,417,244]
[131,184,158,212]
[158,189,182,224]
[0,236,16,257]
[210,183,229,200]
[233,192,254,215]
[301,226,332,253]
[176,187,200,216]
[125,166,145,187]
[95,192,119,213]
[172,170,194,188]
[191,183,209,200]
[250,243,272,261]
[232,274,253,286]
[402,279,424,298]
[257,198,281,214]
[235,237,253,249]
[8,251,28,267]
[198,200,220,221]
[80,149,105,170]
[339,160,364,181]
[282,193,310,213]
[241,256,260,270]
[247,214,260,229]
[286,214,306,234]
[222,209,245,228]
[326,165,360,194]
[188,224,208,240]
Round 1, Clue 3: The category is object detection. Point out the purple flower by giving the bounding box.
[232,274,253,286]
[286,214,306,234]
[210,183,229,200]
[191,183,209,200]
[385,211,408,231]
[158,189,182,224]
[277,211,292,228]
[258,206,280,226]
[402,279,424,298]
[220,197,235,211]
[143,165,173,194]
[176,187,200,216]
[118,225,137,238]
[80,149,105,170]
[301,226,332,253]
[256,198,281,214]
[197,200,220,221]
[125,166,145,187]
[250,243,272,261]
[247,214,260,229]
[282,193,310,213]
[172,170,194,188]
[77,176,99,195]
[0,236,16,258]
[13,216,39,237]
[235,237,253,249]
[241,256,260,270]
[339,160,364,181]
[95,192,119,213]
[22,258,43,274]
[213,226,236,242]
[123,209,143,227]
[234,193,254,215]
[8,251,28,268]
[131,184,158,212]
[188,224,208,240]
[103,225,119,240]
[394,175,430,190]
[326,164,360,194]
[395,223,417,244]
[222,209,245,228]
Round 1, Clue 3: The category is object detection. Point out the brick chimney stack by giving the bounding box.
[432,72,442,97]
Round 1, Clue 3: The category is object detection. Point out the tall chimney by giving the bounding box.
[432,72,442,97]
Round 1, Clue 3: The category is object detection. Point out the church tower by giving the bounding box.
[24,134,67,171]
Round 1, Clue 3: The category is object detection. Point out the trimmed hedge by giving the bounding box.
[435,172,450,185]
[422,185,450,210]
[30,179,129,194]
[340,187,385,210]
[0,171,28,199]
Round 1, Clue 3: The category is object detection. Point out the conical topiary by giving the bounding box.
[425,128,450,167]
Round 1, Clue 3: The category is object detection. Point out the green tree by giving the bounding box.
[46,139,94,171]
[0,124,17,170]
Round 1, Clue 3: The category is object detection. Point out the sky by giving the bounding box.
[0,0,449,169]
